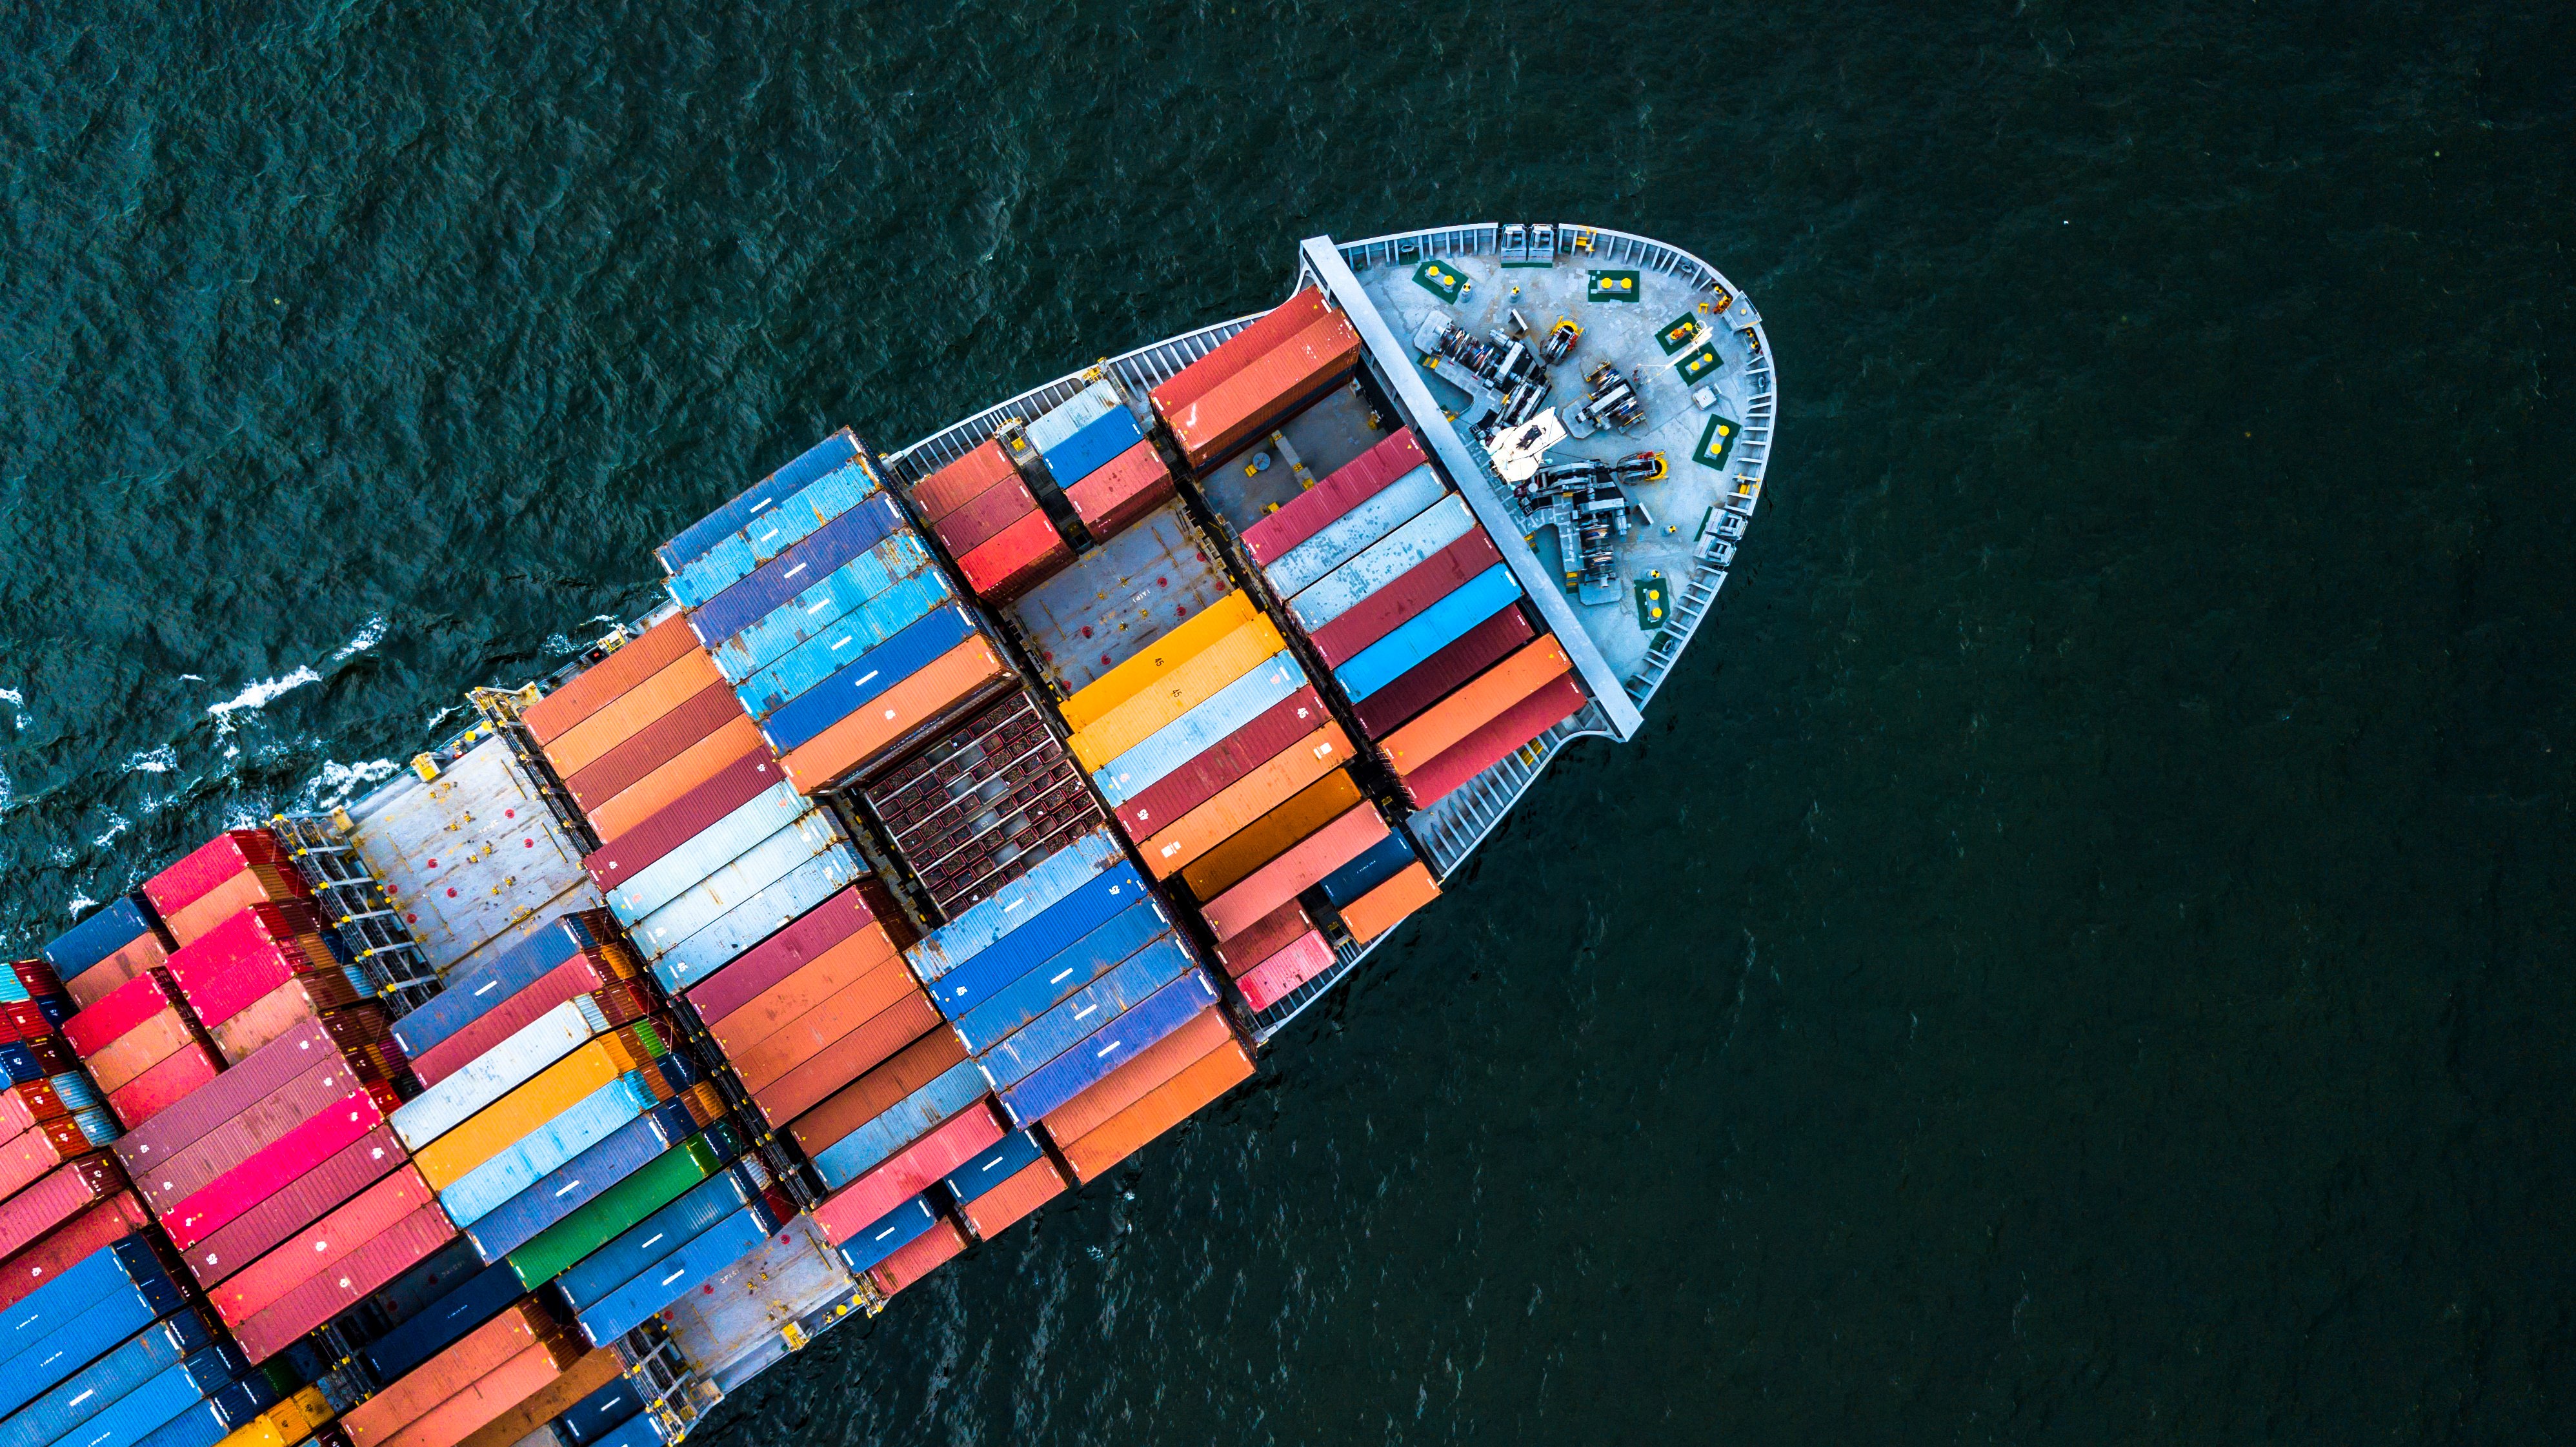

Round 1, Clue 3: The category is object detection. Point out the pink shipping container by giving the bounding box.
[116,1017,361,1170]
[911,438,1019,521]
[1112,686,1331,842]
[1234,931,1336,1011]
[1065,441,1175,541]
[1202,804,1391,939]
[161,1086,395,1248]
[0,1121,90,1199]
[210,1165,438,1325]
[409,954,616,1088]
[1238,427,1427,565]
[108,1040,221,1129]
[232,1203,458,1363]
[143,1055,387,1209]
[0,1191,151,1312]
[1398,676,1589,809]
[212,985,376,1066]
[0,1155,122,1258]
[685,887,883,1025]
[144,829,290,918]
[811,1102,1004,1244]
[62,969,185,1057]
[185,1122,407,1286]
[956,511,1071,602]
[1213,900,1316,976]
[1305,529,1504,667]
[0,1078,69,1135]
[932,474,1041,558]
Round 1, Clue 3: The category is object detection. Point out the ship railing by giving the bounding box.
[270,814,444,1012]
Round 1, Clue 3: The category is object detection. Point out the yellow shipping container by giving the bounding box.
[1057,591,1258,734]
[1071,613,1287,771]
[413,1033,646,1188]
[1179,767,1362,901]
[216,1386,334,1447]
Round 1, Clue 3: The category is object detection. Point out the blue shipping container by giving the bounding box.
[647,844,862,993]
[558,1168,760,1310]
[1038,407,1145,489]
[941,1131,1046,1206]
[442,1070,663,1226]
[0,1266,188,1417]
[976,938,1196,1089]
[709,534,937,684]
[467,1097,699,1264]
[1334,565,1524,703]
[1318,830,1420,908]
[758,605,979,756]
[669,457,880,607]
[1,1239,165,1362]
[585,1409,671,1447]
[733,572,952,722]
[130,1381,279,1447]
[1265,465,1445,596]
[926,865,1154,1019]
[906,830,1125,982]
[659,430,862,575]
[1023,382,1122,454]
[951,900,1170,1053]
[1092,652,1307,806]
[606,783,811,923]
[809,1060,991,1191]
[390,916,598,1061]
[69,1348,245,1447]
[554,1374,646,1447]
[41,896,156,976]
[576,1207,774,1347]
[998,969,1223,1127]
[0,1311,220,1447]
[832,1197,940,1276]
[689,494,906,647]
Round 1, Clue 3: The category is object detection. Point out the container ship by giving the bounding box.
[0,224,1773,1447]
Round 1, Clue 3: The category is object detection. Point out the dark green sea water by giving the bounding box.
[6,2,2574,1439]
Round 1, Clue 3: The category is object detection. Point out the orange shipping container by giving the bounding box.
[868,1217,968,1298]
[1037,1006,1234,1146]
[1178,769,1362,902]
[1138,726,1353,880]
[1165,311,1363,469]
[412,1037,644,1188]
[751,992,943,1128]
[1202,804,1391,939]
[1069,614,1289,771]
[727,957,925,1093]
[452,1350,623,1447]
[381,1338,587,1447]
[779,637,1010,795]
[66,933,172,1009]
[521,618,700,745]
[786,1027,967,1159]
[166,870,308,947]
[1339,862,1441,944]
[960,1158,1069,1240]
[543,647,725,778]
[343,1301,558,1446]
[1056,1036,1256,1182]
[85,1009,200,1094]
[1380,636,1573,773]
[704,925,901,1060]
[1150,288,1331,418]
[210,984,365,1066]
[1056,592,1260,734]
[583,716,768,844]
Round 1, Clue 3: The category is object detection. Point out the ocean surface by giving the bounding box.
[5,1,2573,1439]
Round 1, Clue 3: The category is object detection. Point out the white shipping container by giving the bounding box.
[389,998,597,1150]
[632,811,844,958]
[607,781,809,924]
[1022,381,1123,456]
[1093,652,1307,805]
[649,844,862,991]
[1288,494,1475,632]
[1263,465,1445,596]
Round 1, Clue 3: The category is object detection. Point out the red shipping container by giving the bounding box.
[1398,676,1588,810]
[161,1086,393,1246]
[749,993,942,1124]
[0,1078,69,1135]
[1212,900,1314,977]
[8,960,59,998]
[581,751,785,892]
[561,680,748,814]
[868,1217,969,1299]
[232,1204,457,1364]
[408,955,615,1088]
[1202,805,1391,940]
[163,867,314,949]
[1036,1007,1236,1147]
[145,829,290,919]
[910,438,1019,522]
[955,511,1071,603]
[521,615,701,745]
[1112,687,1331,842]
[62,969,184,1058]
[931,473,1040,558]
[145,1054,383,1208]
[0,1121,90,1199]
[65,930,176,1011]
[1238,427,1427,565]
[811,1102,1004,1245]
[684,887,883,1025]
[1065,441,1174,542]
[959,1157,1068,1240]
[109,1040,223,1130]
[0,1191,151,1312]
[1151,288,1331,420]
[212,1166,438,1324]
[1307,528,1504,667]
[1380,636,1574,774]
[174,929,356,1033]
[212,984,371,1066]
[0,1001,52,1041]
[1234,931,1336,1011]
[1352,607,1536,740]
[1165,310,1362,471]
[0,1155,122,1258]
[786,1028,967,1160]
[185,1122,406,1286]
[115,1017,354,1169]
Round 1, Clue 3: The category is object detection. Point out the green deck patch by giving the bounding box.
[1634,571,1671,631]
[1656,312,1702,355]
[1694,414,1742,469]
[1586,269,1642,303]
[1413,259,1467,302]
[1675,341,1722,385]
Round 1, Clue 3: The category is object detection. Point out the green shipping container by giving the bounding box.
[507,1131,727,1288]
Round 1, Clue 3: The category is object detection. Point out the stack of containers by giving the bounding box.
[1034,999,1254,1185]
[0,956,118,1153]
[143,832,314,952]
[336,1298,589,1447]
[163,901,385,1069]
[527,618,756,846]
[1148,287,1363,473]
[63,953,220,1129]
[908,438,1071,602]
[1021,381,1172,542]
[46,896,177,1014]
[0,1237,281,1447]
[110,1015,423,1362]
[854,691,1106,915]
[547,1154,794,1350]
[443,1345,633,1447]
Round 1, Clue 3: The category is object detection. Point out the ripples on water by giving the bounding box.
[3,2,2571,1439]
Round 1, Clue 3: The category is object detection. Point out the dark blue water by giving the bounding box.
[5,1,2573,1439]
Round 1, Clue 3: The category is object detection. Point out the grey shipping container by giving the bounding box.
[631,811,845,958]
[606,782,810,924]
[1287,494,1476,632]
[390,998,600,1151]
[1264,465,1445,597]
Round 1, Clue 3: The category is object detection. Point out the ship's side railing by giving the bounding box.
[880,317,1264,483]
